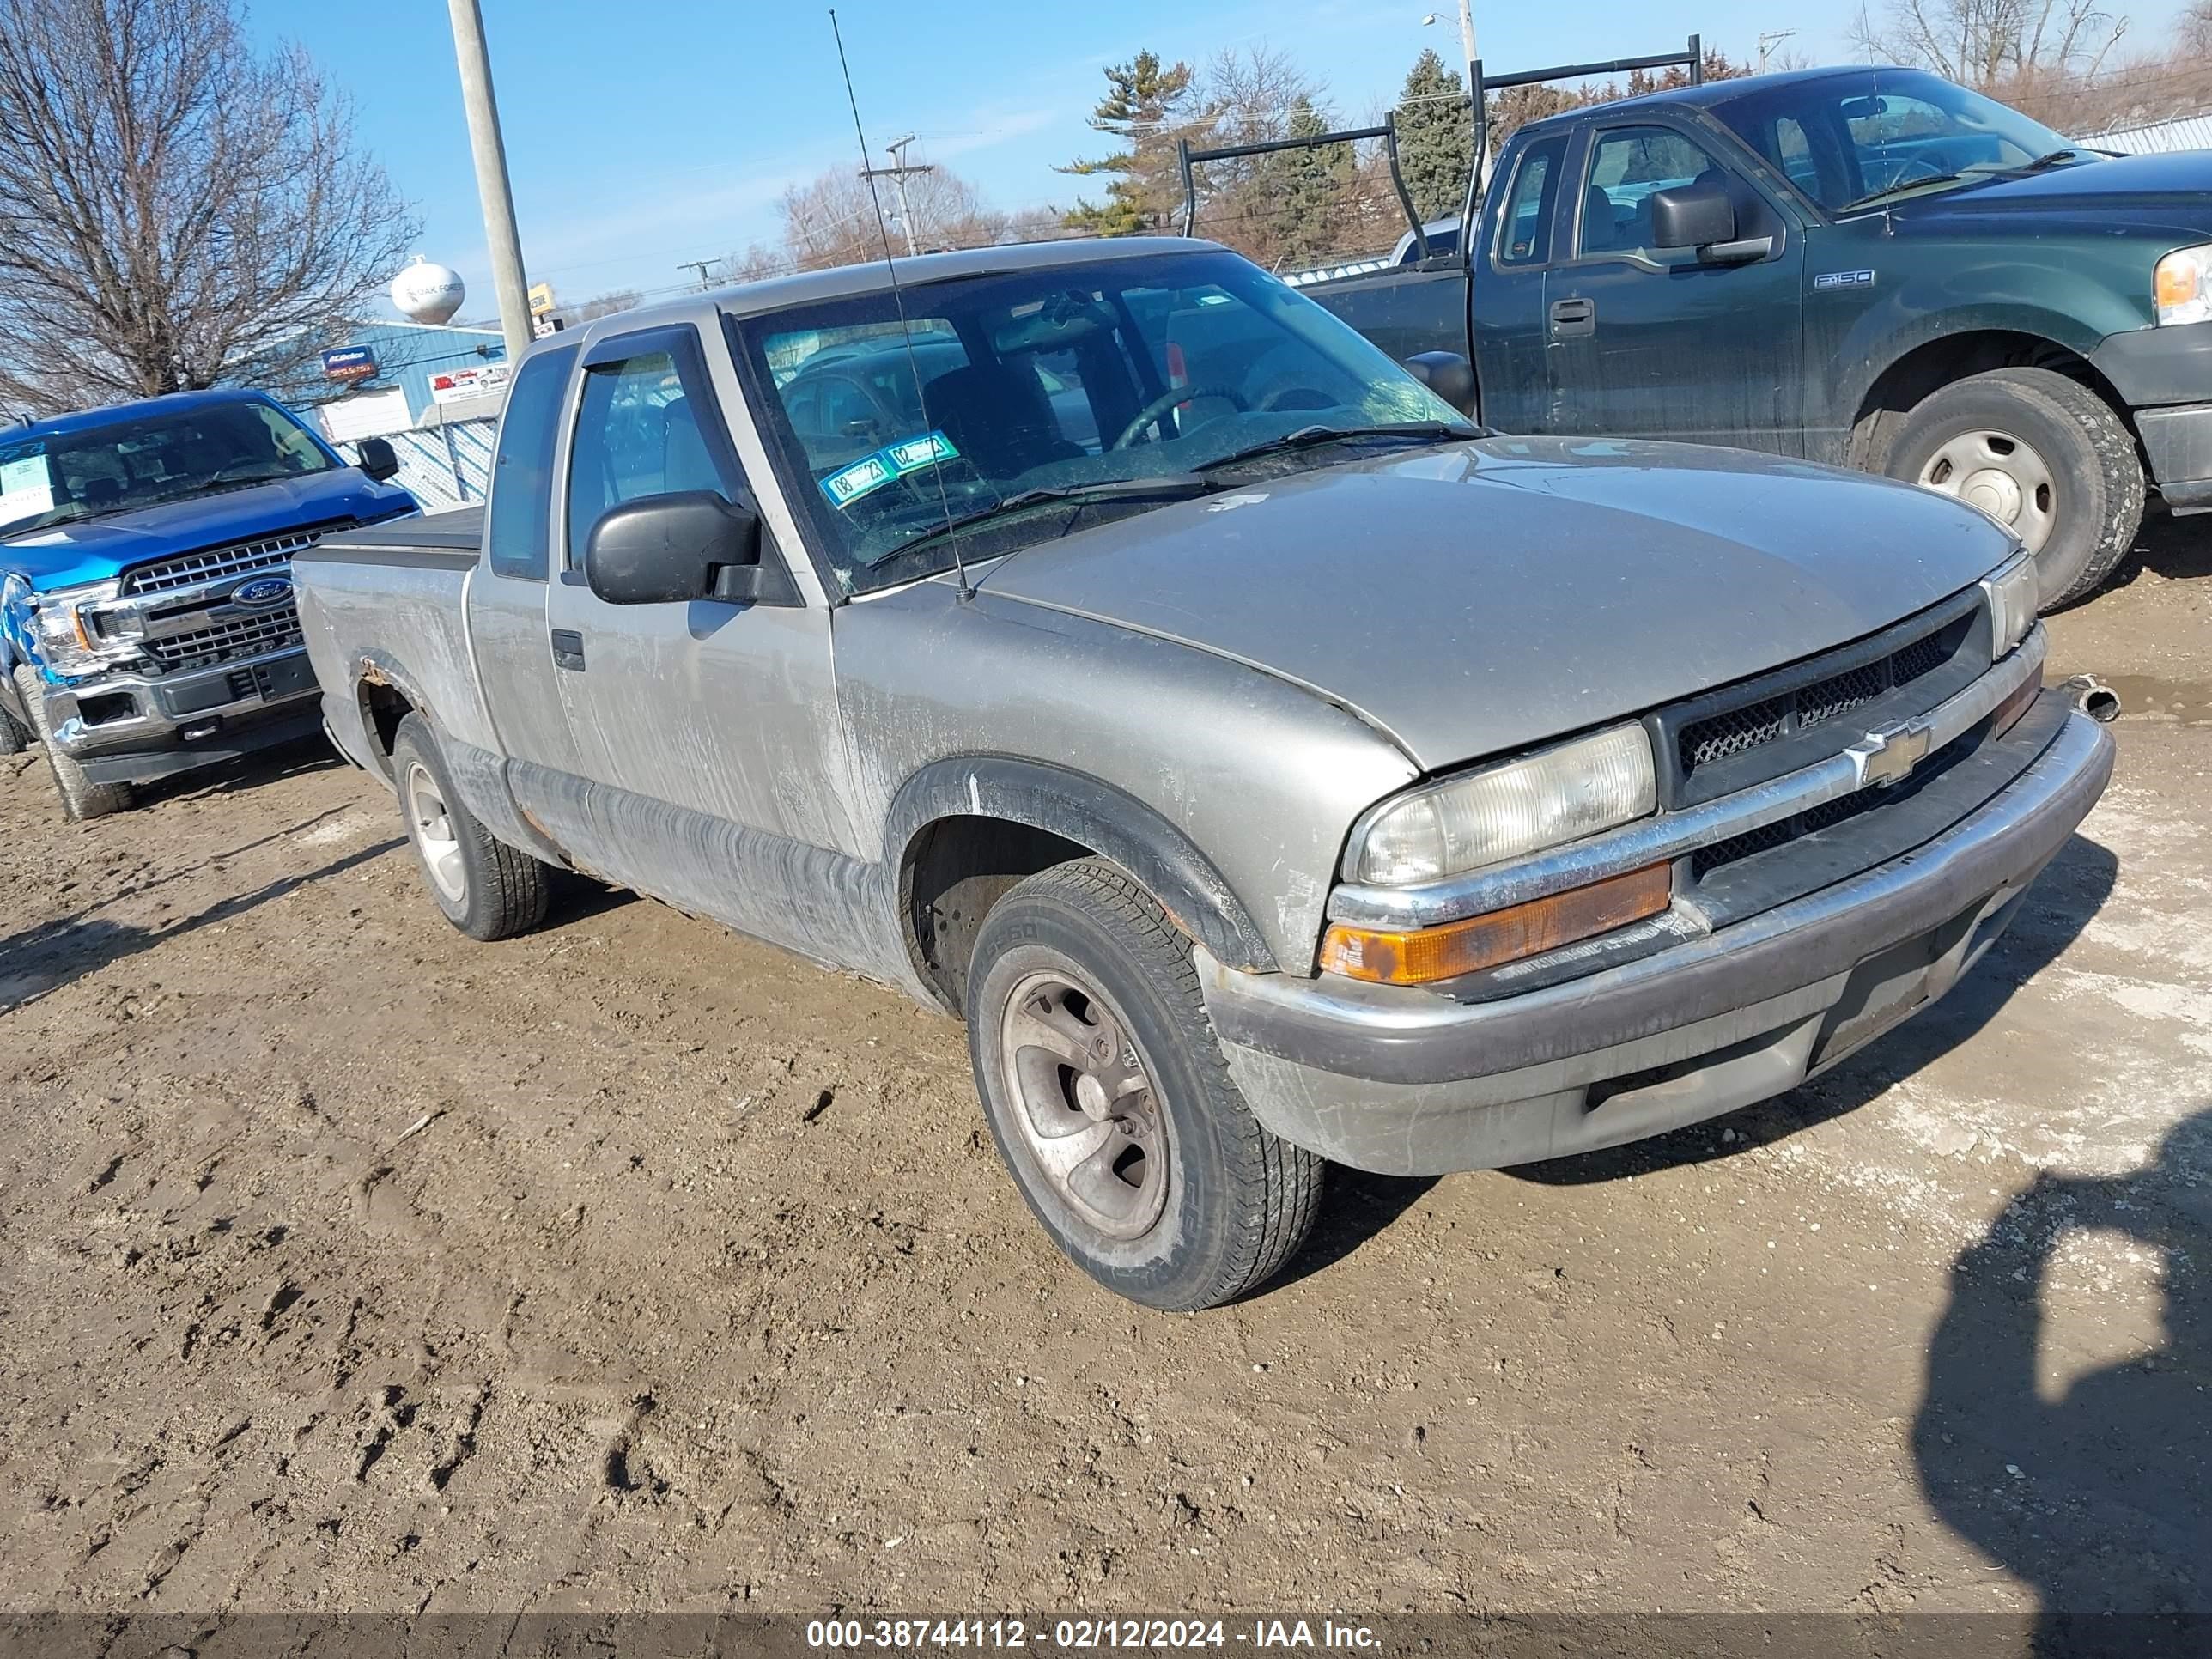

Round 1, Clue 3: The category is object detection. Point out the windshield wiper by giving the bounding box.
[884,474,1216,559]
[1194,421,1480,473]
[1837,173,1968,214]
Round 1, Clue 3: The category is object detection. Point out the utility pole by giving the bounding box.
[678,259,718,290]
[1758,29,1798,69]
[446,0,532,365]
[1424,5,1483,191]
[860,135,935,258]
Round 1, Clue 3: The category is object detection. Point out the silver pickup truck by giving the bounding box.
[295,238,2113,1310]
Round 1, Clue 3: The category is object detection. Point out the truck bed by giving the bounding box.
[293,506,494,775]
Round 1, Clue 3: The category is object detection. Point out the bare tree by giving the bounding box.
[0,0,417,414]
[779,164,1007,271]
[570,290,639,324]
[1850,0,2129,90]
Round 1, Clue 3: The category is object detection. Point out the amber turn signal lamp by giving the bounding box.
[1991,673,2041,737]
[1321,863,1673,986]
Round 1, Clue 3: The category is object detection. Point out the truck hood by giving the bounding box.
[976,437,2014,770]
[0,470,415,590]
[1893,149,2212,231]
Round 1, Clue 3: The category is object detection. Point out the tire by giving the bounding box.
[1883,367,2143,611]
[390,712,550,940]
[0,690,29,756]
[964,857,1323,1310]
[10,664,131,821]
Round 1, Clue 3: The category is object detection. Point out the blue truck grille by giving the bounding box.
[143,606,304,671]
[118,524,342,596]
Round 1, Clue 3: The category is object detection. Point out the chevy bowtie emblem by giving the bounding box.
[1851,721,1933,787]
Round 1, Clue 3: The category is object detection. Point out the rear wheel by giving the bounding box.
[965,858,1323,1310]
[1884,367,2143,611]
[0,692,30,756]
[390,712,550,940]
[10,665,131,820]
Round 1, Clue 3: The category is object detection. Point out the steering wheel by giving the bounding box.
[1887,158,1948,187]
[1110,384,1248,451]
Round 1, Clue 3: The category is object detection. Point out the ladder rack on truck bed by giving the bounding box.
[1176,35,1705,275]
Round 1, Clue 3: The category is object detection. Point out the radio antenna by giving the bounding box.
[830,9,971,600]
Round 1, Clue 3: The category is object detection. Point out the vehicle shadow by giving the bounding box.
[1912,1105,2209,1643]
[0,837,401,1012]
[133,732,346,808]
[2107,505,2211,590]
[1269,1167,1440,1294]
[1505,830,2119,1185]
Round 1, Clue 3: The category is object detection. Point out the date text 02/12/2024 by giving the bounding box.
[805,1620,1382,1650]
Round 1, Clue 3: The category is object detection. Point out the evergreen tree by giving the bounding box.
[1060,51,1198,236]
[1273,98,1356,271]
[1395,49,1474,222]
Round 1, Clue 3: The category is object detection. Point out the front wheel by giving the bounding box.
[10,665,131,820]
[389,713,550,940]
[964,858,1323,1310]
[1884,367,2143,611]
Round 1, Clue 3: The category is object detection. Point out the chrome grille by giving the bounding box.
[118,525,341,596]
[143,606,303,670]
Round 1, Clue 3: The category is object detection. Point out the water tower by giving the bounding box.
[390,256,466,325]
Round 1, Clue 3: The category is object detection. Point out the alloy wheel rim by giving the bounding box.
[1917,428,2057,553]
[997,968,1170,1242]
[404,761,467,902]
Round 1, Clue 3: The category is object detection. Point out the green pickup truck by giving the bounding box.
[1283,58,2212,609]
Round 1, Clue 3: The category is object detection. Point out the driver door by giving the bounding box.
[541,320,860,948]
[1542,120,1806,452]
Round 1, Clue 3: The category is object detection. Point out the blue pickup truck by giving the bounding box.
[0,389,419,817]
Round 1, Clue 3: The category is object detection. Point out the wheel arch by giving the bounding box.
[886,757,1281,1016]
[1843,325,2135,472]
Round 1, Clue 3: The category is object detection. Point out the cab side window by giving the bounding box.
[1578,126,1724,259]
[483,343,578,581]
[566,336,744,568]
[1494,133,1568,268]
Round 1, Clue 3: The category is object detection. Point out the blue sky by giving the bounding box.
[251,0,2187,321]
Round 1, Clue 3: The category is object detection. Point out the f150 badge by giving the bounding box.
[1814,269,1877,290]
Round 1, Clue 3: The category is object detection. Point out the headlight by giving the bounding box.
[1980,551,2039,659]
[27,580,126,677]
[1347,723,1657,885]
[2154,244,2211,326]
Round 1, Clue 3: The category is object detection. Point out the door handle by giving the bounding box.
[550,629,586,672]
[1548,297,1596,338]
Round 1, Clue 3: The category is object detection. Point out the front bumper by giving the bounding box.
[44,646,323,784]
[1197,698,2114,1175]
[2089,321,2212,513]
[2136,404,2212,514]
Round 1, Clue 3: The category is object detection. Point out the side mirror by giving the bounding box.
[1402,350,1476,414]
[585,491,764,605]
[1650,179,1738,252]
[356,436,401,483]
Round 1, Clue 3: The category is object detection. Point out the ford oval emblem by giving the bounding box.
[232,575,293,608]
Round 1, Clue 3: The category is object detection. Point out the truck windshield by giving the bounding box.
[0,400,337,538]
[1711,69,2079,216]
[730,249,1467,593]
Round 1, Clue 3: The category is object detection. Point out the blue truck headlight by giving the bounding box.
[1346,724,1658,885]
[1979,552,2039,659]
[27,580,130,677]
[2154,244,2211,327]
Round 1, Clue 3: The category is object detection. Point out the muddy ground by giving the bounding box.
[1,522,2206,1623]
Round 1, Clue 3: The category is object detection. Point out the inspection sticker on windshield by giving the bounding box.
[819,430,960,509]
[0,453,55,526]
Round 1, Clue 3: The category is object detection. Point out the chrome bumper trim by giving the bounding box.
[1327,627,2046,930]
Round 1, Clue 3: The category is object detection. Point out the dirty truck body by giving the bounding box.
[1305,63,2212,612]
[295,239,2112,1310]
[0,389,416,817]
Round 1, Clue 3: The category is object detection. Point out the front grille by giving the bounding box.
[1692,732,1971,878]
[1675,609,1973,785]
[143,605,303,671]
[118,525,340,596]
